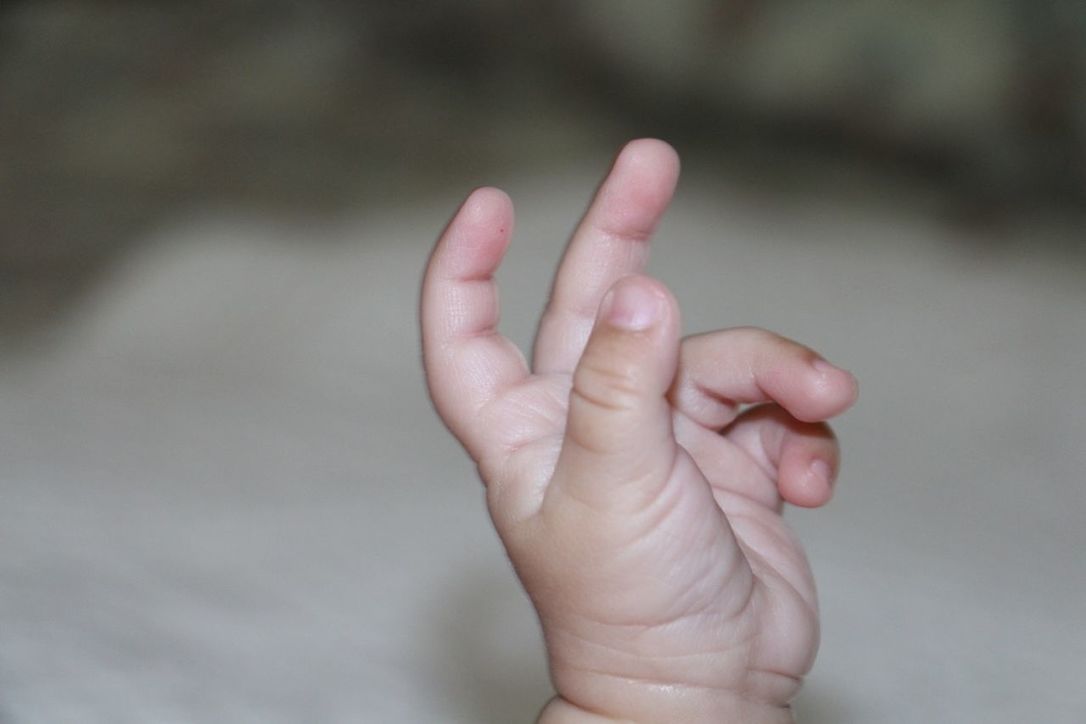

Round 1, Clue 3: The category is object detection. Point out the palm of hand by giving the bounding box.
[422,141,857,711]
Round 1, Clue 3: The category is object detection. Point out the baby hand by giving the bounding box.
[421,140,858,723]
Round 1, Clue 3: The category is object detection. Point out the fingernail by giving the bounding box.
[812,357,847,375]
[603,281,660,331]
[809,458,833,485]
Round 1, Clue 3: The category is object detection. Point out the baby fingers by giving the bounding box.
[723,405,840,508]
[669,327,858,430]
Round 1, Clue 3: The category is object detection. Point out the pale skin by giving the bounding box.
[420,139,858,723]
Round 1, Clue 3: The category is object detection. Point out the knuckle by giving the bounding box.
[571,359,642,414]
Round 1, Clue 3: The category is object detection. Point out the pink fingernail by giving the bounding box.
[812,357,850,376]
[605,281,660,331]
[809,459,833,484]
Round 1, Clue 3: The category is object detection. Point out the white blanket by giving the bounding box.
[2,169,1083,723]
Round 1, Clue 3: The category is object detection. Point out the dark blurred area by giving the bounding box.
[2,0,1085,337]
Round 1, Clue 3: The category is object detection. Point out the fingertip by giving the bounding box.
[782,456,836,509]
[571,275,680,411]
[582,275,682,407]
[612,139,681,201]
[803,360,859,420]
[617,138,681,178]
[594,141,682,236]
[839,366,861,405]
[459,186,514,229]
[437,187,515,281]
[601,278,662,331]
[598,275,677,333]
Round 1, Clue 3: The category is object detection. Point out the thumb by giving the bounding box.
[550,275,681,513]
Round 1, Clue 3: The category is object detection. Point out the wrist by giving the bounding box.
[538,697,630,723]
[538,642,798,724]
[537,694,794,724]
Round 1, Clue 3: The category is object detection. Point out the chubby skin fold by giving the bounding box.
[420,139,858,724]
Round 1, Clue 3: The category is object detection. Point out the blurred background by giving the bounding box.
[4,0,1086,338]
[1,2,1084,722]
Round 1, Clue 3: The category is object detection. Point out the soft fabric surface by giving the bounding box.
[2,167,1083,723]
